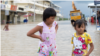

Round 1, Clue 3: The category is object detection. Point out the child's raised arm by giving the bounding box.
[3,26,5,30]
[27,26,44,42]
[85,43,94,56]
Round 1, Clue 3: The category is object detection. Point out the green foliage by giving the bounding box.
[59,18,69,21]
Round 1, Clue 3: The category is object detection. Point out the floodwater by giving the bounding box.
[1,21,100,56]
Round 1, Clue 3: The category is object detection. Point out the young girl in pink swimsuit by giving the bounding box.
[27,8,58,56]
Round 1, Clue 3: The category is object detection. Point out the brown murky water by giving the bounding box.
[1,21,100,56]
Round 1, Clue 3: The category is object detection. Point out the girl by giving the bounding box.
[71,19,94,56]
[3,22,9,31]
[27,8,58,56]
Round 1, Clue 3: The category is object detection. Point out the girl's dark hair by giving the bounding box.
[99,11,100,14]
[6,22,9,24]
[73,19,87,32]
[71,20,75,26]
[43,8,56,22]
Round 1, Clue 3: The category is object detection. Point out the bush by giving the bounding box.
[59,18,68,21]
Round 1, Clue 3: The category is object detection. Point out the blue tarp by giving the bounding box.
[23,19,28,23]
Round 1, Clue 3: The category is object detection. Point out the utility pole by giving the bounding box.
[33,0,35,22]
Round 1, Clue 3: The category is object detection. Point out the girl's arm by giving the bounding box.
[55,24,58,33]
[3,26,5,30]
[27,26,44,42]
[85,43,94,56]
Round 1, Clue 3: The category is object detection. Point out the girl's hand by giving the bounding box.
[55,24,58,33]
[39,37,44,42]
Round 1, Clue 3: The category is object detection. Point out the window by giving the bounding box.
[71,13,80,16]
[19,7,24,11]
[26,6,29,8]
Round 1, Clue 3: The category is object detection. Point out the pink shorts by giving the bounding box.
[5,30,9,31]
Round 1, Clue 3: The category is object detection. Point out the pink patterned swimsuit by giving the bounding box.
[37,21,57,56]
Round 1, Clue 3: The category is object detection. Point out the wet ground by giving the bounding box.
[1,21,100,56]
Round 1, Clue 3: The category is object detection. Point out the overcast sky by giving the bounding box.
[52,1,94,18]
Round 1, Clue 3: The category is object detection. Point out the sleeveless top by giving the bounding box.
[37,21,57,56]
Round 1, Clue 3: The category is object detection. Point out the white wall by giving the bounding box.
[20,16,26,23]
[35,5,43,11]
[36,1,43,5]
[17,4,27,9]
[28,16,34,22]
[35,14,43,22]
[24,14,43,22]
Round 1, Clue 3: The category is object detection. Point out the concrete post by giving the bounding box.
[14,15,18,24]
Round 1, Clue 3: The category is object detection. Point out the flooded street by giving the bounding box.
[1,21,100,56]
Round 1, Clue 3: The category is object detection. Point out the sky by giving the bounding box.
[52,1,94,18]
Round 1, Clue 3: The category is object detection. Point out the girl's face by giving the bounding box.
[75,23,85,34]
[46,16,55,24]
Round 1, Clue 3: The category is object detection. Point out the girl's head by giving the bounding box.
[43,8,56,24]
[74,19,87,34]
